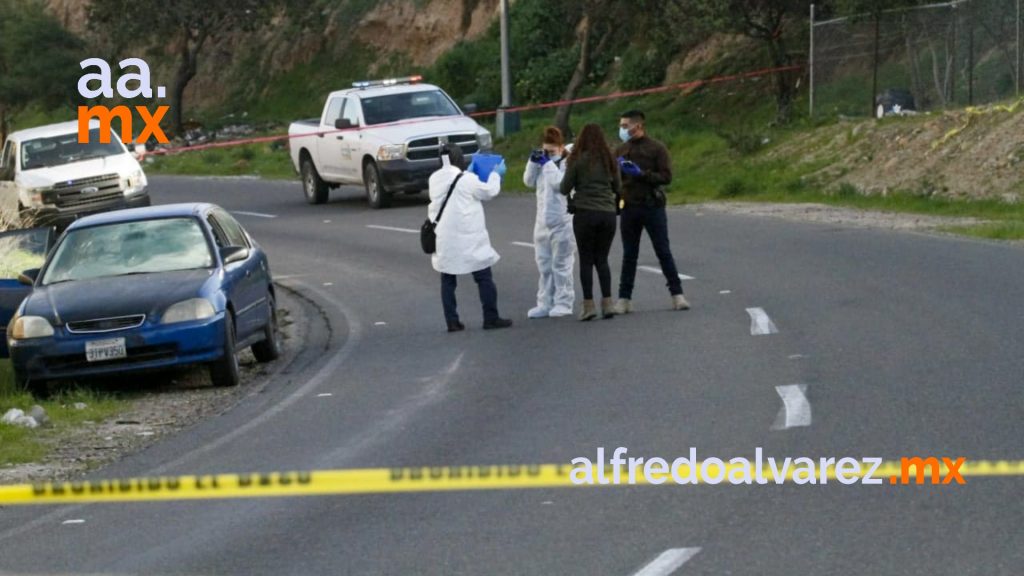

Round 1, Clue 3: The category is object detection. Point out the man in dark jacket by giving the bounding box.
[613,110,690,313]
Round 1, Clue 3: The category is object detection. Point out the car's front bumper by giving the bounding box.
[377,153,488,193]
[9,312,226,383]
[22,192,152,231]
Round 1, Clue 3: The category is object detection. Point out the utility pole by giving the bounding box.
[809,4,816,118]
[496,0,519,138]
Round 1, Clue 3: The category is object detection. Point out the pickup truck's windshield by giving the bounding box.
[361,90,461,126]
[20,128,126,170]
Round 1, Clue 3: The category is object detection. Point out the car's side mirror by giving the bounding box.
[462,103,478,114]
[220,246,249,265]
[334,118,355,130]
[18,269,39,286]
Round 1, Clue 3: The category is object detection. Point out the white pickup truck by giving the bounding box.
[0,120,150,230]
[288,76,493,209]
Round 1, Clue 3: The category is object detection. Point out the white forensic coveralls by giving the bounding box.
[428,159,502,276]
[523,152,575,317]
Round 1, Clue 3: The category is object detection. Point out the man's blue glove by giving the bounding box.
[529,149,549,165]
[494,160,507,178]
[618,157,642,177]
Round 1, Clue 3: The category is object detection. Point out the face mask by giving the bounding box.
[619,127,631,143]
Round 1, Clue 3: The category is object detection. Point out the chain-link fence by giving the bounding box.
[810,0,1022,118]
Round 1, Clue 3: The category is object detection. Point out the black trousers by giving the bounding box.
[572,209,617,300]
[619,205,683,298]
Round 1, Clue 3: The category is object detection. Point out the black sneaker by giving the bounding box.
[447,321,466,333]
[483,318,513,330]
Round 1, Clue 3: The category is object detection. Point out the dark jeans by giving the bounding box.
[619,205,683,298]
[573,209,617,300]
[441,267,499,324]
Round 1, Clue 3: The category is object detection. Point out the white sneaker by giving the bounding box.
[613,299,633,315]
[672,294,691,310]
[549,305,573,317]
[528,306,551,319]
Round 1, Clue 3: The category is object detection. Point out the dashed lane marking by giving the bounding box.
[630,548,702,576]
[638,266,695,281]
[366,225,418,234]
[771,385,812,430]
[745,307,778,335]
[233,211,277,219]
[511,241,536,248]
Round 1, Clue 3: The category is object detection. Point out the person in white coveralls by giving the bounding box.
[522,126,576,319]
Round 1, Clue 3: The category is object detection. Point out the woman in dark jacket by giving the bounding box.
[560,123,621,321]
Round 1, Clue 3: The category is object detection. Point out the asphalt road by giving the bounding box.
[1,175,1022,575]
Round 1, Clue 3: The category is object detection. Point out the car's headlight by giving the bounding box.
[476,131,493,151]
[10,315,55,340]
[376,144,406,161]
[24,187,50,208]
[124,169,147,195]
[162,299,216,324]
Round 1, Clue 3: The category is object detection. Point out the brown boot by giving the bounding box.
[579,300,597,322]
[601,298,615,319]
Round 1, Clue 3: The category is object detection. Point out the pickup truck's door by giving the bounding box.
[0,227,54,358]
[0,140,19,218]
[336,98,362,181]
[318,97,347,180]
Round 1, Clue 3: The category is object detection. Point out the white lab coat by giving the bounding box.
[428,164,502,276]
[523,155,575,313]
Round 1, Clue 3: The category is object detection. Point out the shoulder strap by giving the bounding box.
[434,172,464,225]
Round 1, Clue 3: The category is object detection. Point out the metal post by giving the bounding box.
[967,0,974,105]
[496,0,519,137]
[951,4,957,105]
[872,13,881,117]
[809,4,816,118]
[1017,0,1021,96]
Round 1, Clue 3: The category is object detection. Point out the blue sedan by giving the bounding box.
[4,203,280,395]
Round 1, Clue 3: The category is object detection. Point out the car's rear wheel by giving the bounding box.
[301,157,329,205]
[364,162,391,209]
[208,312,240,387]
[251,295,281,363]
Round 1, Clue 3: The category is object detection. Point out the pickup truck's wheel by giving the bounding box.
[364,162,392,209]
[301,158,329,205]
[209,312,240,387]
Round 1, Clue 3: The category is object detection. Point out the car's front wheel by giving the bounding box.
[251,295,281,363]
[16,372,49,399]
[209,312,240,387]
[301,157,329,205]
[364,162,391,209]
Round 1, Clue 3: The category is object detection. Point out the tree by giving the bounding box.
[691,0,808,124]
[89,0,287,136]
[0,0,83,141]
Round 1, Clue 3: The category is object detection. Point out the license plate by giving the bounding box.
[85,338,127,363]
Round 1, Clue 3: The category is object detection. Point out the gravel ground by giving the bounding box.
[0,299,300,486]
[688,201,990,231]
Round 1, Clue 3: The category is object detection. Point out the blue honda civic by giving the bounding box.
[3,203,280,395]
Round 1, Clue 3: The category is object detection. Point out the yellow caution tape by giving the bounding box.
[932,97,1024,150]
[2,460,1023,506]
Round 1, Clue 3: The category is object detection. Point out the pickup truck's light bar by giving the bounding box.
[352,75,423,89]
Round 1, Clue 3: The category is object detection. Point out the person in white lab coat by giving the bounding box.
[429,144,513,332]
[522,126,575,318]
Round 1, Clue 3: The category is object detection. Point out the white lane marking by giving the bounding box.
[317,393,333,398]
[788,354,809,360]
[511,241,536,248]
[719,290,732,295]
[771,384,812,430]
[274,274,312,280]
[323,220,332,224]
[375,322,387,326]
[631,548,701,576]
[638,265,694,281]
[745,307,778,335]
[323,282,334,287]
[61,519,85,525]
[366,224,418,234]
[233,211,277,219]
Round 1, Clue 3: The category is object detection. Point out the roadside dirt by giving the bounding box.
[690,201,990,232]
[0,298,300,486]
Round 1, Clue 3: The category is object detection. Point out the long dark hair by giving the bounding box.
[568,123,615,176]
